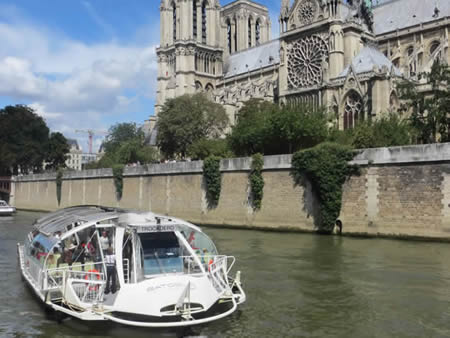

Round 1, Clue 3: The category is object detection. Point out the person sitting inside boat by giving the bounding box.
[104,246,116,294]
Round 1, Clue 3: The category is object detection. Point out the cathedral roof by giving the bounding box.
[338,46,402,78]
[223,39,280,78]
[373,0,450,35]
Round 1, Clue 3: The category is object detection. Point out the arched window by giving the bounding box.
[256,19,261,45]
[193,0,197,40]
[227,19,232,53]
[343,92,363,130]
[248,18,252,48]
[202,1,207,43]
[430,41,440,55]
[195,81,203,92]
[172,2,177,42]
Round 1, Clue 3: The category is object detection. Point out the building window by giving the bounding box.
[227,19,232,53]
[193,0,197,40]
[202,1,207,43]
[248,18,252,48]
[430,41,441,59]
[343,92,363,130]
[256,19,261,45]
[172,2,177,42]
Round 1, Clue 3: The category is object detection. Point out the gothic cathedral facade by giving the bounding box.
[156,0,450,130]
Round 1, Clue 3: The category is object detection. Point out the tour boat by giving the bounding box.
[0,200,16,216]
[17,205,245,327]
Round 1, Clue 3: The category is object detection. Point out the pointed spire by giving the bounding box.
[281,0,290,18]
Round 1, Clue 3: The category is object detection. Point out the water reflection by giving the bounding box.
[1,213,450,337]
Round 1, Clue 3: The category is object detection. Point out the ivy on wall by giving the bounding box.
[203,156,221,207]
[56,169,63,206]
[291,142,358,233]
[250,153,264,210]
[112,164,124,201]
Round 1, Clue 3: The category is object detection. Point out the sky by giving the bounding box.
[0,0,280,151]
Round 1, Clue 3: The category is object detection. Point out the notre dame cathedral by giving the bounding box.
[155,0,449,130]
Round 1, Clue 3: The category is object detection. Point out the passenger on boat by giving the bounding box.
[99,231,110,254]
[104,247,116,294]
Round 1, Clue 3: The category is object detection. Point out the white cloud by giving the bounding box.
[0,9,159,148]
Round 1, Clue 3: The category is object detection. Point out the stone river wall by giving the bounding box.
[10,143,450,240]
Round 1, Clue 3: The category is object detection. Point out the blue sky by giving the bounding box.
[0,0,280,151]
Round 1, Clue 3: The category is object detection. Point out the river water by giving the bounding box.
[1,211,450,337]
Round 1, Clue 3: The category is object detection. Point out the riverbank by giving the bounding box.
[10,143,450,240]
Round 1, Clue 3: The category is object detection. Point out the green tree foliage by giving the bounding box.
[249,153,264,210]
[46,132,70,170]
[398,60,450,143]
[228,99,328,156]
[103,123,141,154]
[291,143,358,233]
[203,156,222,207]
[156,93,229,158]
[87,123,159,169]
[0,105,51,175]
[351,113,412,149]
[187,138,233,160]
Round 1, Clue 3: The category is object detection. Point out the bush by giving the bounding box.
[249,153,264,210]
[56,169,63,206]
[203,156,221,207]
[291,143,358,232]
[112,164,124,201]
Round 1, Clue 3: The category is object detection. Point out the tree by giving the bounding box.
[351,113,412,149]
[398,60,450,143]
[228,99,328,156]
[156,93,229,158]
[187,138,233,160]
[227,99,273,156]
[0,105,50,175]
[102,123,142,154]
[46,132,70,170]
[87,122,159,169]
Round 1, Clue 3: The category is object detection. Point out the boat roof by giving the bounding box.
[33,205,202,237]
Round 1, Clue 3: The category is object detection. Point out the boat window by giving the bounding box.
[138,232,183,275]
[179,227,218,256]
[30,233,58,264]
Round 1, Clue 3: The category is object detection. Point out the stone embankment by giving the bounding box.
[10,143,450,240]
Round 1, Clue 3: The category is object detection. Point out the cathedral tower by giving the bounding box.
[156,0,223,115]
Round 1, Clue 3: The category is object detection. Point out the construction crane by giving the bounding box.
[75,129,107,154]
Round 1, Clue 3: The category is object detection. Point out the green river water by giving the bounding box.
[1,211,449,337]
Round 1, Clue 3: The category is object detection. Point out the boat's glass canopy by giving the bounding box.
[33,206,120,236]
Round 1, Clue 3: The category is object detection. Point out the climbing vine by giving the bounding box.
[250,153,264,210]
[112,164,124,201]
[291,142,358,233]
[56,169,63,206]
[203,156,221,207]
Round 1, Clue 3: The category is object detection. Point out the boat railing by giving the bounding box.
[44,261,105,290]
[208,255,233,294]
[69,270,105,304]
[27,256,43,289]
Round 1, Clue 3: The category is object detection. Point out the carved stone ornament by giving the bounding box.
[287,35,328,89]
[297,0,318,26]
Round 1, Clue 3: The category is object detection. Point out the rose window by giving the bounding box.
[344,92,363,129]
[297,0,317,25]
[287,35,328,89]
